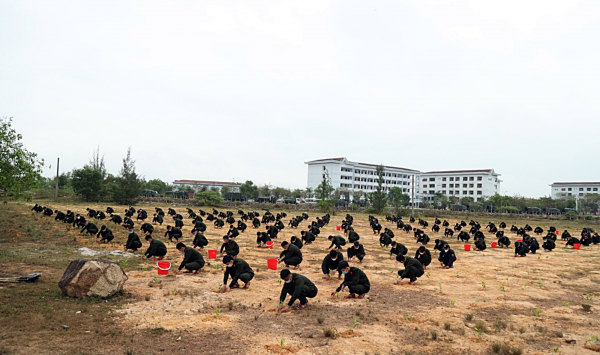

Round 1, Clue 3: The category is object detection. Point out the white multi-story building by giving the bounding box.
[550,182,600,199]
[305,158,502,203]
[173,179,241,193]
[305,157,421,202]
[419,169,501,202]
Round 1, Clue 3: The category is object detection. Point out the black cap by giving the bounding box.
[223,255,234,264]
[176,242,185,249]
[281,241,289,247]
[329,250,338,258]
[418,246,426,253]
[396,254,406,262]
[353,241,360,247]
[280,269,291,279]
[337,261,349,270]
[223,235,229,239]
[144,235,153,241]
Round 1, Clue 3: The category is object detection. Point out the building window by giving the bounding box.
[442,191,446,194]
[429,190,435,194]
[429,178,435,181]
[442,184,446,188]
[463,177,468,181]
[469,177,474,181]
[455,191,460,195]
[477,184,482,188]
[594,188,598,192]
[469,191,474,195]
[477,176,482,181]
[587,188,591,191]
[568,188,572,191]
[449,177,454,181]
[568,193,572,196]
[449,191,453,195]
[579,188,583,191]
[469,184,474,188]
[579,193,584,196]
[561,188,565,191]
[463,190,468,195]
[442,177,447,181]
[463,184,467,188]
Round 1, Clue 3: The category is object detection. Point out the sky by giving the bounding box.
[1,0,599,197]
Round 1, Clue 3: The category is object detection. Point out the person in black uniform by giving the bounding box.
[80,220,99,237]
[144,235,167,260]
[124,227,142,252]
[347,241,365,263]
[327,235,346,250]
[221,255,254,291]
[542,236,555,252]
[332,261,370,299]
[321,250,343,279]
[414,246,431,270]
[395,254,424,285]
[192,229,209,250]
[164,225,182,242]
[301,230,315,245]
[278,241,303,269]
[175,242,205,274]
[389,241,408,259]
[438,244,456,269]
[220,235,239,257]
[277,269,318,312]
[96,225,114,243]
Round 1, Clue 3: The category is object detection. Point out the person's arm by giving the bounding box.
[220,243,226,253]
[179,250,190,270]
[80,225,87,234]
[230,264,244,287]
[231,242,239,255]
[342,270,360,288]
[279,250,287,260]
[144,244,153,258]
[96,230,102,238]
[328,240,335,249]
[223,268,230,286]
[279,284,288,304]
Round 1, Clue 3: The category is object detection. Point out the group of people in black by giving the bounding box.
[31,203,597,310]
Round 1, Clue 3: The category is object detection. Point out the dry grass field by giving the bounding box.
[1,201,600,355]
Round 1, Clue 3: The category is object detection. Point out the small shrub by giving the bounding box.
[228,302,234,311]
[317,316,325,324]
[582,304,592,312]
[465,314,474,321]
[490,342,523,355]
[457,328,466,336]
[430,330,438,340]
[553,330,564,338]
[144,295,151,302]
[444,322,451,331]
[534,325,547,334]
[493,319,507,332]
[474,320,488,334]
[519,327,525,334]
[323,327,338,338]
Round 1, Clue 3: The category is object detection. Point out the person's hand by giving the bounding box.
[222,285,230,293]
[330,291,337,297]
[174,269,179,275]
[277,305,289,313]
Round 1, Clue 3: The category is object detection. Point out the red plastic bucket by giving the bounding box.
[208,249,217,259]
[157,261,171,275]
[574,243,581,250]
[464,244,471,251]
[491,242,498,248]
[336,225,341,231]
[517,239,522,242]
[555,230,559,235]
[266,241,274,249]
[267,258,278,270]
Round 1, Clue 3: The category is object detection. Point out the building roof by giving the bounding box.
[551,182,600,186]
[422,169,496,175]
[173,180,241,186]
[305,157,420,172]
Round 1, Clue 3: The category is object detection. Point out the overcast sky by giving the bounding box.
[1,1,599,197]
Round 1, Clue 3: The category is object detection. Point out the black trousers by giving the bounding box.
[286,285,318,305]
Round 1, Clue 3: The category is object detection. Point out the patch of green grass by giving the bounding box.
[491,342,523,355]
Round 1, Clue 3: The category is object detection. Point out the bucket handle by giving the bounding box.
[157,262,171,271]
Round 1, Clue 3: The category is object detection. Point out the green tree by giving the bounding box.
[433,192,449,209]
[315,171,335,212]
[240,180,258,199]
[305,187,313,198]
[112,148,143,205]
[388,186,410,212]
[145,179,168,195]
[0,117,44,195]
[196,190,224,206]
[369,165,388,214]
[291,189,304,199]
[220,186,231,199]
[71,166,104,201]
[258,184,272,197]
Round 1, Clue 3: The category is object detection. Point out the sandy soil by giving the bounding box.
[10,203,600,354]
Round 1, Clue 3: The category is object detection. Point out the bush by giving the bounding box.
[195,190,223,206]
[491,342,523,355]
[322,327,337,338]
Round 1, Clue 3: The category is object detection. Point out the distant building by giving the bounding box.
[305,157,422,203]
[550,182,600,199]
[173,180,241,193]
[419,169,501,202]
[305,157,501,203]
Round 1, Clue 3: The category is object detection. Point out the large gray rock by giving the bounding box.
[59,259,128,298]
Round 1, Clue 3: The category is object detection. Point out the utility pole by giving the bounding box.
[54,157,60,200]
[411,175,415,217]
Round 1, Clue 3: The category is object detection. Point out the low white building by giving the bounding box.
[550,182,600,199]
[173,180,241,193]
[419,169,502,202]
[305,157,421,202]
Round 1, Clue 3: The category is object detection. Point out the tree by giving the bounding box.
[71,166,104,201]
[388,187,410,212]
[315,171,335,212]
[305,187,313,198]
[196,190,223,206]
[145,179,168,195]
[89,146,107,178]
[0,117,44,195]
[258,184,272,197]
[220,186,231,199]
[240,180,259,199]
[369,165,388,214]
[433,192,449,209]
[113,148,143,205]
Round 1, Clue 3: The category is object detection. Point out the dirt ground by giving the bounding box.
[1,202,600,355]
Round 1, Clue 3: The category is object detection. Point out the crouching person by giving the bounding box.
[277,269,318,312]
[221,255,254,292]
[175,242,205,274]
[144,235,167,261]
[395,254,424,285]
[332,261,370,299]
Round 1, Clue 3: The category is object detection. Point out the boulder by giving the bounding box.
[58,259,128,298]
